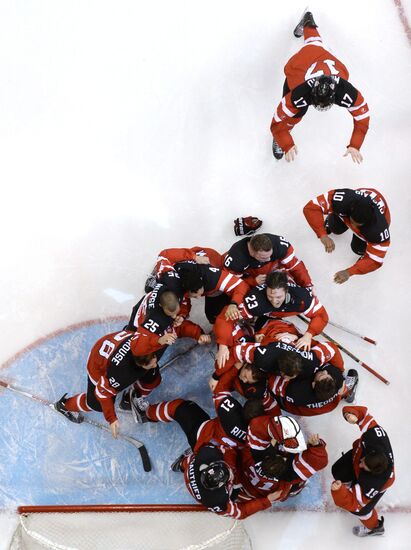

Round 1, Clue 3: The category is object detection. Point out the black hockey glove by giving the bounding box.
[234,216,263,236]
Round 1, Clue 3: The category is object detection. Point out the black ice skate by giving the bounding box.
[344,369,359,403]
[170,448,192,472]
[130,391,150,424]
[118,388,132,412]
[54,394,84,424]
[353,516,384,537]
[272,139,284,160]
[293,10,317,38]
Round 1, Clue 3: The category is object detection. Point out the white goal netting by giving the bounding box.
[10,507,252,550]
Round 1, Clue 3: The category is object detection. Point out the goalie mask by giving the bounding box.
[268,415,306,454]
[311,75,336,111]
[199,461,231,490]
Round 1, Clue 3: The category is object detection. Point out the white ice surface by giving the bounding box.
[1,0,410,548]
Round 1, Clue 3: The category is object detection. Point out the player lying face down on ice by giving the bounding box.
[303,187,391,284]
[270,11,369,164]
[239,432,328,502]
[331,406,394,538]
[131,395,282,519]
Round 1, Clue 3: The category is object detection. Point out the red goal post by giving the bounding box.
[10,504,252,550]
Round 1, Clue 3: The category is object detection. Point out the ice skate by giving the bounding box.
[130,391,150,424]
[272,139,284,160]
[353,516,384,537]
[293,10,317,38]
[54,394,84,424]
[170,448,192,472]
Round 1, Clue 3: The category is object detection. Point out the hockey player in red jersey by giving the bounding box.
[53,315,209,438]
[53,329,160,438]
[213,273,328,371]
[270,11,369,163]
[239,434,328,502]
[127,285,210,358]
[222,233,312,288]
[265,364,348,417]
[303,187,391,284]
[233,320,344,380]
[149,246,249,323]
[132,396,280,519]
[331,406,395,537]
[247,414,305,462]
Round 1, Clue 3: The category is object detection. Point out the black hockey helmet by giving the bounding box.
[311,75,336,111]
[200,461,230,490]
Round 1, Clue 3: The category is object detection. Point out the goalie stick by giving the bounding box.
[0,379,152,472]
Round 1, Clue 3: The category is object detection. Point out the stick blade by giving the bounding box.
[138,444,152,472]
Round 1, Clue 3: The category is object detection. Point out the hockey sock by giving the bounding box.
[64,393,93,412]
[358,509,379,530]
[146,399,185,423]
[303,27,322,44]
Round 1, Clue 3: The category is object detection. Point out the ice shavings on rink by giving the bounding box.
[0,320,325,510]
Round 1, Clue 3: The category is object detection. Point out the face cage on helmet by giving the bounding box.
[201,462,230,490]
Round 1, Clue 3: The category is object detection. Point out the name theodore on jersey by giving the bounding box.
[285,393,339,408]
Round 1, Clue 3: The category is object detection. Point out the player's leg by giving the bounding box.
[350,234,367,256]
[54,377,100,423]
[325,213,348,235]
[293,11,318,38]
[127,367,162,422]
[353,497,385,536]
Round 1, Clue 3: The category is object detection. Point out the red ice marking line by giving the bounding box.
[394,0,411,46]
[0,315,128,372]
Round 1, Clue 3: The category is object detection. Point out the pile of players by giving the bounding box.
[54,10,394,539]
[55,184,393,539]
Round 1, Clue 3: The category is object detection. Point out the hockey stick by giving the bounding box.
[159,342,209,371]
[327,320,377,345]
[0,379,152,472]
[297,316,389,386]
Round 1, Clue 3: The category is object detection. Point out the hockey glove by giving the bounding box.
[234,216,263,236]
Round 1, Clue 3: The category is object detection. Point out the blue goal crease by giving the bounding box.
[0,322,325,511]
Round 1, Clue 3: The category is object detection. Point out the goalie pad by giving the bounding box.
[234,216,263,236]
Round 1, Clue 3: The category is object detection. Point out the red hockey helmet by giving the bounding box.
[267,415,306,454]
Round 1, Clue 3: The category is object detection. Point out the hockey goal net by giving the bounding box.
[9,504,252,550]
